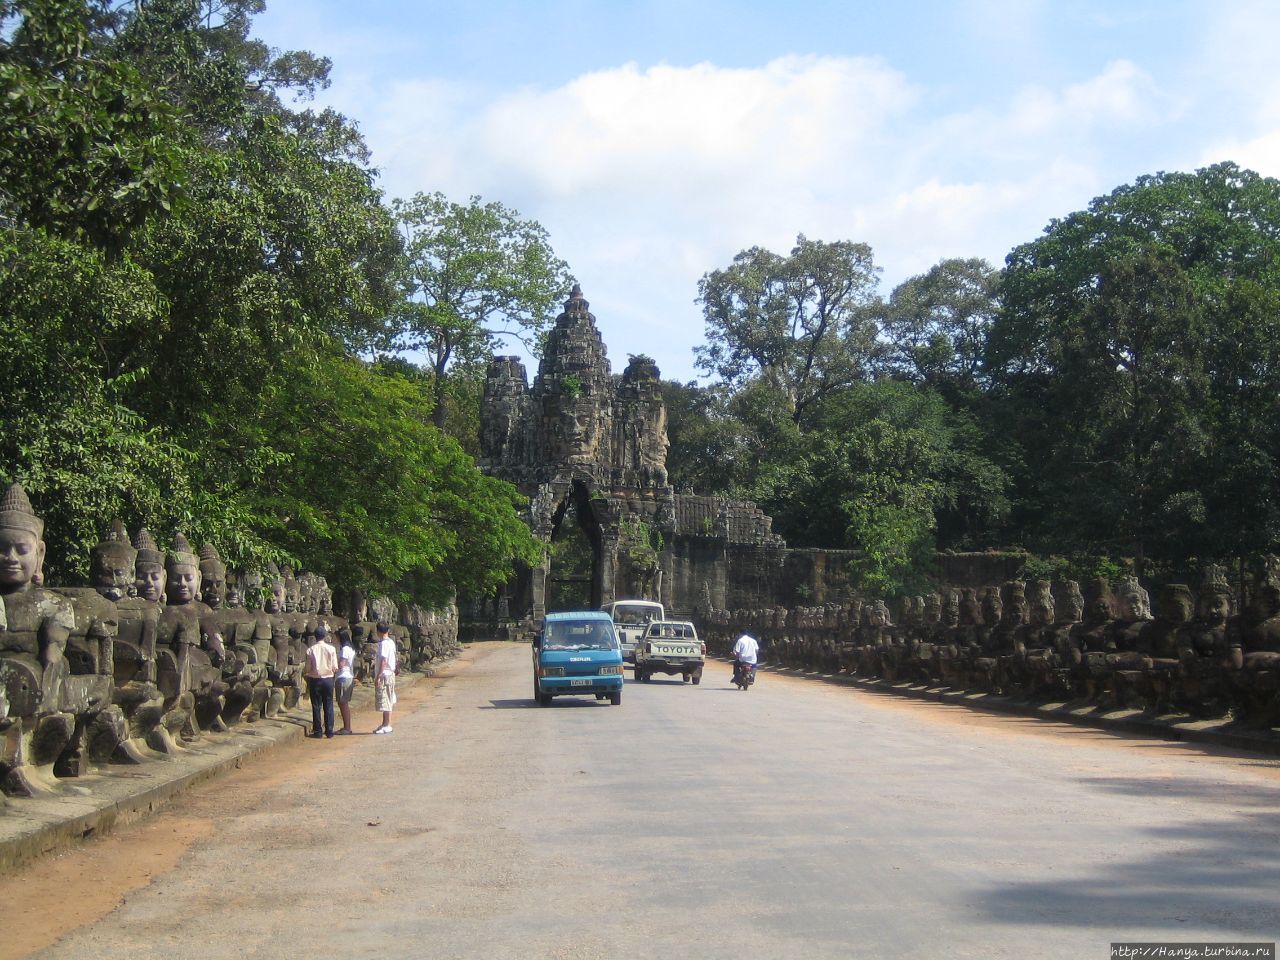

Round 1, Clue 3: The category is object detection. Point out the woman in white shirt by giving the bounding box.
[335,626,356,735]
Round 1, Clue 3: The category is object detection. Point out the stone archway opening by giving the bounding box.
[546,479,604,612]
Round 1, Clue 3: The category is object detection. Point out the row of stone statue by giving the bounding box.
[0,483,458,802]
[700,565,1280,730]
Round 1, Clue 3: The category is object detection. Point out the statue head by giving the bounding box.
[165,533,201,605]
[865,599,891,628]
[282,567,300,613]
[295,574,310,613]
[923,593,942,626]
[0,482,46,593]
[1028,580,1055,627]
[315,576,332,615]
[958,588,980,626]
[1116,576,1152,622]
[940,588,961,628]
[980,586,1003,626]
[1157,584,1195,625]
[199,543,227,609]
[1197,565,1232,625]
[1001,581,1027,628]
[225,569,245,609]
[240,568,263,611]
[132,527,166,602]
[262,563,286,615]
[1053,580,1084,623]
[1084,578,1114,626]
[1250,581,1280,621]
[90,519,135,602]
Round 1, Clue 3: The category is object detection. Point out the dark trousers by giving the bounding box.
[308,676,335,736]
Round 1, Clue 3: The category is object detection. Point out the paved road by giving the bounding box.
[26,642,1280,959]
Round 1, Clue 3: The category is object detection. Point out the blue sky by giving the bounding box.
[255,0,1280,381]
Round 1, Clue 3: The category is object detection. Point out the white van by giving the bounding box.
[600,599,664,663]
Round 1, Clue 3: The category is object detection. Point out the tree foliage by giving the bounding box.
[695,236,881,427]
[392,191,574,431]
[991,162,1280,572]
[0,0,544,601]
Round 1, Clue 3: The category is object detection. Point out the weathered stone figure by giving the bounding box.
[158,533,225,734]
[53,522,139,770]
[0,482,77,795]
[1175,565,1234,717]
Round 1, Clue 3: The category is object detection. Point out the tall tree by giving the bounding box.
[876,257,998,400]
[392,192,574,431]
[991,162,1280,571]
[695,235,881,427]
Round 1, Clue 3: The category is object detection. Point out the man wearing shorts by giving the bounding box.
[335,626,356,735]
[374,621,396,734]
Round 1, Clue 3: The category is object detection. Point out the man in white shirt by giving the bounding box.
[373,622,397,734]
[304,624,339,738]
[731,632,759,686]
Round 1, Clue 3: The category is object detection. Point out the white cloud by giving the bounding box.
[319,54,1195,378]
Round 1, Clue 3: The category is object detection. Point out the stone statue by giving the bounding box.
[157,533,225,734]
[1175,565,1234,718]
[0,482,77,795]
[261,563,300,711]
[1227,562,1280,728]
[53,521,141,770]
[200,544,265,725]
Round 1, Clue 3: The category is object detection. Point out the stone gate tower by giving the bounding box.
[476,285,848,624]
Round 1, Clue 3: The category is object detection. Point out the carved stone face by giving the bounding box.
[1085,595,1111,625]
[959,589,980,626]
[1198,591,1230,625]
[0,528,43,591]
[923,595,941,626]
[865,602,888,628]
[284,580,299,613]
[941,591,960,628]
[201,568,226,609]
[264,581,286,615]
[1252,584,1280,621]
[1003,597,1026,629]
[166,562,200,605]
[981,590,1002,626]
[1118,590,1150,622]
[135,562,166,603]
[225,577,244,609]
[1160,589,1194,625]
[91,550,134,602]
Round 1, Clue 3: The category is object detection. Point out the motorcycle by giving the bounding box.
[732,659,756,690]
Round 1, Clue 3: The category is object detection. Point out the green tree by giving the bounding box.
[991,162,1280,571]
[245,352,543,604]
[0,0,190,252]
[875,257,998,399]
[392,192,574,431]
[695,235,882,427]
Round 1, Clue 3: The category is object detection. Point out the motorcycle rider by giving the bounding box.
[731,632,759,686]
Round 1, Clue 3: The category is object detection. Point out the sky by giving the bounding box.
[255,0,1280,382]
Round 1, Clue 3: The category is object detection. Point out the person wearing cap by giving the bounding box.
[304,623,339,738]
[373,621,396,734]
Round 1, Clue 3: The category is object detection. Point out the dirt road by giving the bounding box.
[5,642,1279,959]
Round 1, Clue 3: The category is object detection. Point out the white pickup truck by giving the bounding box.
[633,620,705,684]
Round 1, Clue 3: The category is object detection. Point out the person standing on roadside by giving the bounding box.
[373,621,397,734]
[305,623,339,739]
[335,626,356,735]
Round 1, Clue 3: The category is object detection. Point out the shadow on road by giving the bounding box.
[481,698,618,709]
[970,788,1280,934]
